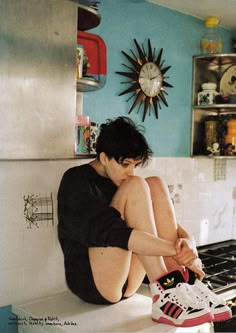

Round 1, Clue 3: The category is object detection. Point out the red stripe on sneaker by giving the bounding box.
[163,301,172,314]
[172,307,183,319]
[168,304,179,317]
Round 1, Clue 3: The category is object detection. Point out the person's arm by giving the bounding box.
[175,223,197,257]
[128,229,177,257]
[58,167,133,249]
[173,224,205,280]
[175,224,198,256]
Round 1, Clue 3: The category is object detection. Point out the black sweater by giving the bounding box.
[57,164,133,269]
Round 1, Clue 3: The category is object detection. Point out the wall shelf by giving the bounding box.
[191,54,236,158]
[70,1,101,30]
[193,104,236,114]
[77,30,107,92]
[76,78,100,92]
[74,153,96,158]
[77,3,101,31]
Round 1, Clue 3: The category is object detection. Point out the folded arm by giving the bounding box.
[173,224,205,280]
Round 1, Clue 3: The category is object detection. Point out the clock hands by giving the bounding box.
[150,73,162,80]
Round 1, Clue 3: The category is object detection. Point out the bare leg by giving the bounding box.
[89,176,168,303]
[145,176,180,270]
[112,176,168,285]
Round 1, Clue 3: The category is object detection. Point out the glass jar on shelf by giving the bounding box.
[205,119,219,153]
[200,16,223,54]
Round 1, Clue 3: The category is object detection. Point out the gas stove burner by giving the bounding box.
[198,240,236,331]
[198,240,236,292]
[200,244,236,256]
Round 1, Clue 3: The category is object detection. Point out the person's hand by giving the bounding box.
[173,238,198,266]
[187,257,205,281]
[173,238,205,280]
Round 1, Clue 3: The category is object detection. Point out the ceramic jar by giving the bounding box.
[197,82,219,105]
[90,122,99,154]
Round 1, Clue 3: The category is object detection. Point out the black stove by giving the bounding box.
[198,239,236,291]
[197,239,236,332]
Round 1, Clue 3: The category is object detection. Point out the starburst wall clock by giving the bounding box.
[116,39,173,122]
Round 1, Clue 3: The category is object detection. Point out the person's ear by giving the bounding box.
[99,152,108,166]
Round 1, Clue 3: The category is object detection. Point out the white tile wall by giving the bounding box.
[0,157,235,307]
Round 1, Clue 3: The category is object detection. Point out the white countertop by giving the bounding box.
[12,285,214,333]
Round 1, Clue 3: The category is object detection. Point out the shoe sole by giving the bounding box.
[152,312,212,327]
[213,309,232,322]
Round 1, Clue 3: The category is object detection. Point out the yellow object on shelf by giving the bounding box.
[205,16,219,27]
[200,16,223,54]
[225,119,236,152]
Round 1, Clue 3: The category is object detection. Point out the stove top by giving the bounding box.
[198,240,236,331]
[197,239,236,293]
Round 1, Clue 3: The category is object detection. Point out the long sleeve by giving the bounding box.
[57,165,133,250]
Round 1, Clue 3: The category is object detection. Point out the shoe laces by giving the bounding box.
[175,283,206,309]
[194,279,224,305]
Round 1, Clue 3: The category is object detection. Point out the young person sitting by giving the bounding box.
[58,116,231,327]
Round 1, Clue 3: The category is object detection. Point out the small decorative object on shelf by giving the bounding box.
[205,119,219,153]
[225,119,236,154]
[76,44,84,80]
[74,115,99,157]
[75,115,90,155]
[207,142,220,156]
[77,31,107,92]
[198,82,219,105]
[90,122,99,154]
[200,16,223,54]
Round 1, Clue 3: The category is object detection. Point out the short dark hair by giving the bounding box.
[96,117,153,166]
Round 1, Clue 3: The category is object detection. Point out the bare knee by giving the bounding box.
[145,176,168,196]
[102,289,123,303]
[146,176,164,188]
[111,176,150,207]
[123,175,149,191]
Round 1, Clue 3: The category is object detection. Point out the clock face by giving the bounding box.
[116,39,173,122]
[138,62,163,97]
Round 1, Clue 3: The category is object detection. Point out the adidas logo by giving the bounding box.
[164,277,175,287]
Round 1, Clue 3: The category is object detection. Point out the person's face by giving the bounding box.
[101,153,142,186]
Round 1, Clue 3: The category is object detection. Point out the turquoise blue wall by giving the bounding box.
[83,0,233,157]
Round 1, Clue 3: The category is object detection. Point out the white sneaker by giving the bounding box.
[184,269,232,322]
[150,269,213,327]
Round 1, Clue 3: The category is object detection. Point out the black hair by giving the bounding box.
[96,116,153,166]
